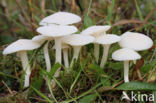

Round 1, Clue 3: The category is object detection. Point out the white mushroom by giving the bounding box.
[119,32,153,51]
[37,25,78,77]
[32,35,53,72]
[40,12,81,26]
[112,48,141,82]
[3,39,41,87]
[95,34,121,68]
[63,34,95,67]
[81,25,111,63]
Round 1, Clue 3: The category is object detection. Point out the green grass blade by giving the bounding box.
[47,78,58,103]
[135,0,144,20]
[63,82,103,103]
[106,0,115,25]
[31,86,53,103]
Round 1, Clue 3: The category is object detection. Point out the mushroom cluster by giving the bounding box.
[3,12,153,89]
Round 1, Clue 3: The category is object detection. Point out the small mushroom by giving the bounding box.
[81,25,111,63]
[3,39,41,87]
[40,12,81,26]
[119,32,153,51]
[112,48,141,82]
[37,25,78,77]
[63,34,95,67]
[95,34,121,68]
[32,35,53,72]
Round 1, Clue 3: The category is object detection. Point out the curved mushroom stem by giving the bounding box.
[54,37,62,78]
[124,61,129,82]
[43,42,51,72]
[70,46,81,67]
[100,44,110,68]
[94,43,99,63]
[18,51,31,88]
[63,48,69,69]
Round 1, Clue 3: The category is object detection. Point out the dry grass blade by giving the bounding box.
[112,19,143,27]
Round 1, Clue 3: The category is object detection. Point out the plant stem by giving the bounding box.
[100,44,110,68]
[124,61,129,82]
[94,43,99,63]
[18,51,31,87]
[43,42,51,72]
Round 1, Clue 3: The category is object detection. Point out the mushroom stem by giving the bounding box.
[133,60,136,64]
[18,51,31,87]
[94,43,99,63]
[70,46,81,67]
[43,42,51,72]
[124,61,129,82]
[63,48,69,68]
[54,37,62,77]
[100,44,110,68]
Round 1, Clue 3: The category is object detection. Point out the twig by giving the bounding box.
[2,80,13,95]
[41,0,46,18]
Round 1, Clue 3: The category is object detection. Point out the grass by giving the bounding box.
[0,0,156,102]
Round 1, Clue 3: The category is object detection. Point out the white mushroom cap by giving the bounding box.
[94,34,121,44]
[63,34,95,46]
[119,32,153,51]
[32,35,52,43]
[112,48,141,61]
[37,25,78,37]
[3,39,41,54]
[81,25,111,36]
[39,12,81,25]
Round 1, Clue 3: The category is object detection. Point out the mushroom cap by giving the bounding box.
[119,32,153,51]
[94,34,121,45]
[37,25,78,37]
[112,48,141,61]
[39,12,81,25]
[63,34,95,46]
[32,35,52,43]
[3,39,41,54]
[81,25,111,37]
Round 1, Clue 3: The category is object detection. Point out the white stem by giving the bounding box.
[94,43,99,63]
[100,44,110,68]
[124,61,129,82]
[54,37,62,78]
[43,42,51,72]
[133,60,136,64]
[18,51,31,87]
[63,48,69,68]
[70,46,81,67]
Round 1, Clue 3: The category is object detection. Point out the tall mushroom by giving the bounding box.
[40,12,81,26]
[81,25,111,63]
[3,39,41,87]
[63,34,95,67]
[94,34,121,68]
[32,35,53,72]
[37,25,78,77]
[112,48,141,82]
